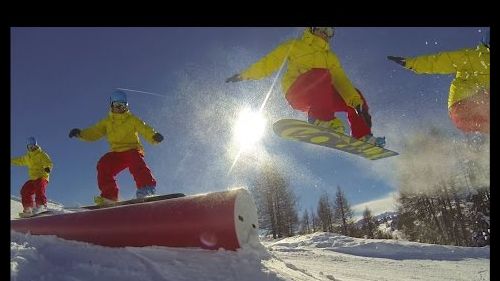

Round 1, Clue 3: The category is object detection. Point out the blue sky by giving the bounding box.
[10,27,488,214]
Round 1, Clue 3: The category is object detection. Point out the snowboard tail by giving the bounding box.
[273,119,398,160]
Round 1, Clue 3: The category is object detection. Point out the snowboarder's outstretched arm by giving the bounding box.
[133,116,163,144]
[70,119,107,141]
[38,150,53,172]
[41,151,54,170]
[12,147,53,179]
[227,40,295,82]
[327,54,363,108]
[11,154,28,166]
[388,48,478,75]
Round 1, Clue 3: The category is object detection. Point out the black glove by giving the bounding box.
[153,133,164,143]
[355,106,372,129]
[355,105,363,115]
[361,111,372,129]
[387,56,406,67]
[69,128,81,138]
[225,74,242,83]
[44,167,51,173]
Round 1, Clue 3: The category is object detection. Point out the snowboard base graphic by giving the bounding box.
[273,119,398,160]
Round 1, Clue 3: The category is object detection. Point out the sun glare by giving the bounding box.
[234,108,267,149]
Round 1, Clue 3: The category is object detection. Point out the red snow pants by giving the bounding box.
[20,178,48,209]
[285,68,371,139]
[96,149,157,201]
[449,90,490,134]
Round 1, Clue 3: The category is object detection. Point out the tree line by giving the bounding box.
[250,162,391,240]
[250,145,489,247]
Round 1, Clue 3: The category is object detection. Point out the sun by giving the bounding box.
[233,108,267,150]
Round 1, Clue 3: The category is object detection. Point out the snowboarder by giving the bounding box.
[226,27,385,147]
[11,137,53,215]
[387,31,490,134]
[69,90,164,205]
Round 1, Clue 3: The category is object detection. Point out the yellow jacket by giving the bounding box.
[239,29,363,108]
[78,110,159,152]
[11,146,53,181]
[405,44,490,109]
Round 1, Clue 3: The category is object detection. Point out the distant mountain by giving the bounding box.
[354,211,398,225]
[354,211,403,239]
[374,211,399,224]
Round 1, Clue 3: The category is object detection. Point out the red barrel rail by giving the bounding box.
[11,188,259,251]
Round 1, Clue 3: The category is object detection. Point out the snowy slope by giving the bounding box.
[11,197,23,219]
[264,233,489,281]
[11,200,490,281]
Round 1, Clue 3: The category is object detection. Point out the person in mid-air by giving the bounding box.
[388,31,490,134]
[226,27,385,147]
[69,90,164,206]
[11,137,53,215]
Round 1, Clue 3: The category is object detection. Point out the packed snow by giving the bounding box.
[11,198,489,281]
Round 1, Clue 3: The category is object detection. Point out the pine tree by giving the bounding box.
[317,192,334,232]
[332,186,354,236]
[361,207,376,239]
[251,161,299,238]
[310,208,319,233]
[299,209,311,234]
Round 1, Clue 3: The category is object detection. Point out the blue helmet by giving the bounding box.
[481,30,490,47]
[110,90,128,105]
[27,136,37,146]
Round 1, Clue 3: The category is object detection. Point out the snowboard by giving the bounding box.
[273,119,398,160]
[80,193,186,210]
[18,210,53,219]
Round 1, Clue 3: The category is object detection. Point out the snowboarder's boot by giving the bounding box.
[308,116,346,134]
[21,207,33,215]
[33,204,47,214]
[360,134,386,148]
[94,196,117,207]
[136,186,156,199]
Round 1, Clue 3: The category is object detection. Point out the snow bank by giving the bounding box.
[267,232,490,260]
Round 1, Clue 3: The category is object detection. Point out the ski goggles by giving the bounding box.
[111,101,128,109]
[310,27,335,38]
[27,144,37,150]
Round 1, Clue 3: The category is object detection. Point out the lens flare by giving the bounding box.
[233,108,267,150]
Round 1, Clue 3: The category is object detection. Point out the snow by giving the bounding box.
[11,198,490,281]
